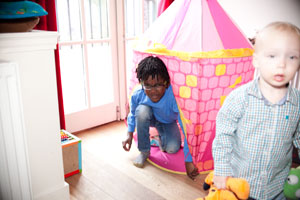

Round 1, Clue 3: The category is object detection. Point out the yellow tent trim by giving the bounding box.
[229,75,242,88]
[199,170,213,175]
[147,157,212,175]
[178,106,191,137]
[133,42,253,61]
[146,158,187,175]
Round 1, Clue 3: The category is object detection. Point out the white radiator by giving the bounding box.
[0,61,32,200]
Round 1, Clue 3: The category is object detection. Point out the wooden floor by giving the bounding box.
[65,121,208,200]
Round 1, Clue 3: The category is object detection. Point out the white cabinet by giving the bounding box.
[0,31,69,200]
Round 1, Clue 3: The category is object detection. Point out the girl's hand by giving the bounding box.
[185,162,199,181]
[122,132,133,151]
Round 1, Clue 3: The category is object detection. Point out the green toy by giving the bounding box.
[284,166,300,200]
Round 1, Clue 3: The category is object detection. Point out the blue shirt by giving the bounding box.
[127,85,179,133]
[127,85,193,162]
[212,78,300,200]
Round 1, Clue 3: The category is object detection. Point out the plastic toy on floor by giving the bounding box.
[284,166,300,200]
[196,171,250,200]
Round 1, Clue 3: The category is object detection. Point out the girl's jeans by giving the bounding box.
[135,104,181,154]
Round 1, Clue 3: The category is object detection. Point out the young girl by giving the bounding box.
[122,56,181,168]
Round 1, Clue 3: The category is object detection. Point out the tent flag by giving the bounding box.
[129,0,255,173]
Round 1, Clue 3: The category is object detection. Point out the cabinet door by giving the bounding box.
[0,62,32,200]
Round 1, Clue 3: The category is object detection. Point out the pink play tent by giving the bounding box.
[129,0,255,174]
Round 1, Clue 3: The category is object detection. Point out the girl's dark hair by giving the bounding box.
[136,56,170,85]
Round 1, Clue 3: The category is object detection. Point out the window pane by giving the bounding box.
[85,0,109,39]
[56,0,70,41]
[125,0,158,95]
[125,0,158,37]
[87,43,114,107]
[144,0,158,30]
[69,0,82,40]
[126,40,136,96]
[125,0,142,37]
[60,45,87,114]
[56,0,82,41]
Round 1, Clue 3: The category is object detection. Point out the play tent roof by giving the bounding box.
[135,0,252,54]
[130,0,255,174]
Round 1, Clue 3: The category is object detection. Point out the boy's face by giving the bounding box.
[253,30,300,89]
[142,75,167,103]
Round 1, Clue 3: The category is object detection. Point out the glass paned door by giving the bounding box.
[56,0,119,133]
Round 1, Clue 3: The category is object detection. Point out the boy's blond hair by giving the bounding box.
[254,21,300,52]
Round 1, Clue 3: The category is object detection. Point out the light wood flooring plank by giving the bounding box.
[66,121,208,200]
[67,174,114,200]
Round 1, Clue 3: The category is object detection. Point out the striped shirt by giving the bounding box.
[212,78,300,200]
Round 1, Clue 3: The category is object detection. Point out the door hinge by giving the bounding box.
[116,106,121,120]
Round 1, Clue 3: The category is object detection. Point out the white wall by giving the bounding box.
[218,0,300,38]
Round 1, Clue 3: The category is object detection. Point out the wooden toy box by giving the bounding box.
[61,130,82,178]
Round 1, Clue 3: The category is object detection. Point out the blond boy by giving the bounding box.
[212,22,300,199]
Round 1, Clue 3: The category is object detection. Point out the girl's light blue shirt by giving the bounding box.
[127,85,179,133]
[127,85,193,162]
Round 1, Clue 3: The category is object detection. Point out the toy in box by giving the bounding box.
[61,130,82,178]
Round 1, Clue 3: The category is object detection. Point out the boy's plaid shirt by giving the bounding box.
[212,79,300,200]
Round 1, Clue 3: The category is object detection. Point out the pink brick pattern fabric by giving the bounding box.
[129,51,255,172]
[129,0,255,173]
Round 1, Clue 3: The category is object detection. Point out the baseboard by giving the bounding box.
[34,182,70,200]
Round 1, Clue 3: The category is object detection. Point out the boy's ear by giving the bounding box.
[252,53,259,69]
